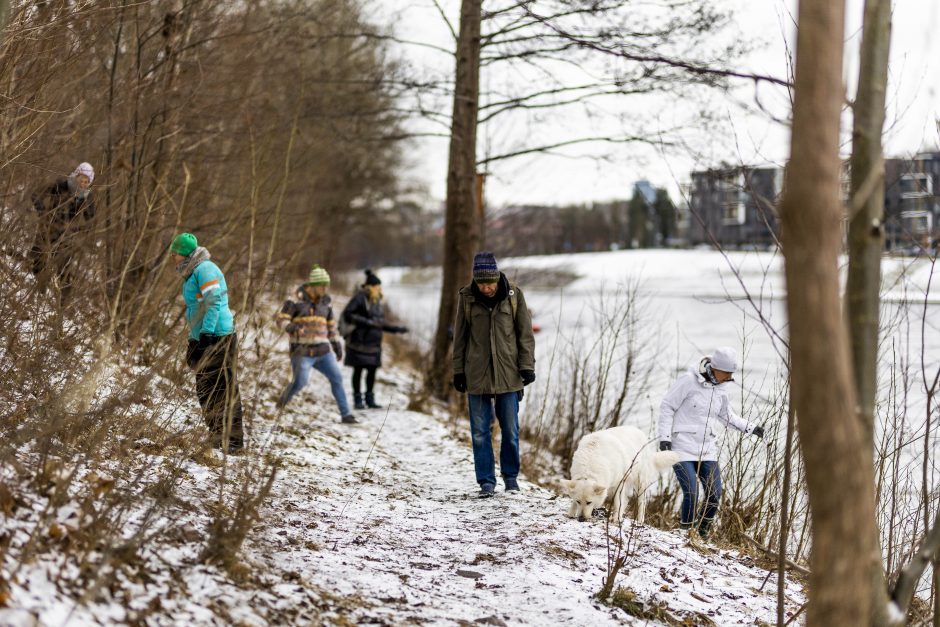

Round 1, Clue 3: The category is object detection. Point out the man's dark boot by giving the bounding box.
[354,393,365,410]
[698,517,715,539]
[365,392,380,409]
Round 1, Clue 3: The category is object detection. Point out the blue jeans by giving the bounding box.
[673,460,723,525]
[468,392,520,487]
[279,352,350,416]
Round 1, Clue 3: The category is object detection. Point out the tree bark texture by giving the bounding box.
[780,1,879,624]
[848,0,891,456]
[847,1,893,623]
[429,0,483,399]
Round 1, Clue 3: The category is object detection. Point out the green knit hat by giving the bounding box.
[170,232,198,256]
[305,264,330,286]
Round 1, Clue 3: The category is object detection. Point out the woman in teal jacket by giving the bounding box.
[171,232,244,453]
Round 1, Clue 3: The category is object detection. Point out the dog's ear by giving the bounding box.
[592,484,606,496]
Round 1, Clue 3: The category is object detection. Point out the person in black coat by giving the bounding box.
[341,270,408,409]
[29,162,97,302]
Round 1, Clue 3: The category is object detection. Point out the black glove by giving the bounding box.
[198,333,215,351]
[752,426,765,439]
[659,441,672,451]
[517,389,524,402]
[185,339,202,369]
[453,373,467,393]
[332,342,343,361]
[520,370,536,386]
[395,326,409,334]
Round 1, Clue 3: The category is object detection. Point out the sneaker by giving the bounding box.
[478,484,496,498]
[504,477,520,492]
[341,414,359,425]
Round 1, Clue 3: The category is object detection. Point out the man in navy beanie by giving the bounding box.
[452,252,536,497]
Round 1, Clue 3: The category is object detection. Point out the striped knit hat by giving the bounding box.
[472,251,500,283]
[305,264,330,286]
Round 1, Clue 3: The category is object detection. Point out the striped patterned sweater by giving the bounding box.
[275,290,340,357]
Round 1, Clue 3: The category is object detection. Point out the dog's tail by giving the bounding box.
[652,451,680,473]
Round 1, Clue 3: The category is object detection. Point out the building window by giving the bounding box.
[901,211,931,235]
[719,172,745,225]
[899,173,932,197]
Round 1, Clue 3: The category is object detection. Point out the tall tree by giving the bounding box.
[780,0,879,623]
[428,0,483,398]
[846,0,893,623]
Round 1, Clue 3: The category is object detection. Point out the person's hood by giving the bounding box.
[690,357,733,387]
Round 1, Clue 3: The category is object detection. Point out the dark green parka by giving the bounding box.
[452,274,536,395]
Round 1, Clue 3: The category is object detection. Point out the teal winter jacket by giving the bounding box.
[182,260,235,340]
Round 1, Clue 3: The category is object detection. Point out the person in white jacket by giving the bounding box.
[657,347,764,536]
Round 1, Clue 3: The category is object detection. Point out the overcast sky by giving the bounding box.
[378,0,940,207]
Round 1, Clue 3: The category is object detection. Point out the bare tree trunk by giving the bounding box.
[847,1,893,623]
[0,0,8,36]
[780,1,879,624]
[778,368,795,627]
[428,0,482,399]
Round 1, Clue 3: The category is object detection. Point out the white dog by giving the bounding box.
[561,425,679,524]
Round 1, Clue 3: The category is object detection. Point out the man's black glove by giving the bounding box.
[332,341,343,361]
[752,426,765,439]
[185,339,201,369]
[659,441,672,451]
[520,370,536,386]
[453,373,467,393]
[394,325,409,334]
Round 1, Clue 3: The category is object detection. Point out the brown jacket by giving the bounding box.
[452,275,535,395]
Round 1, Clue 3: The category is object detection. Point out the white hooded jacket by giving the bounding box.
[657,367,756,462]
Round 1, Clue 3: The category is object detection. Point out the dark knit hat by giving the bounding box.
[364,269,381,286]
[472,251,500,283]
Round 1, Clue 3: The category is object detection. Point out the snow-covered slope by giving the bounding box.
[1,318,805,625]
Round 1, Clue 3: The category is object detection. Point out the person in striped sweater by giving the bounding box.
[275,264,357,424]
[171,232,245,454]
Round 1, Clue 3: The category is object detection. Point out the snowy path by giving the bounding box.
[246,362,806,626]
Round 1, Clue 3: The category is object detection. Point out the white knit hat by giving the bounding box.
[70,162,95,184]
[710,346,739,373]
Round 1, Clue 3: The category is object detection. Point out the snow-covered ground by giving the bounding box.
[1,309,806,625]
[254,361,806,625]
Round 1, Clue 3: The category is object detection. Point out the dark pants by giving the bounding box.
[352,365,377,395]
[673,460,722,526]
[468,392,521,488]
[29,237,77,302]
[192,333,244,449]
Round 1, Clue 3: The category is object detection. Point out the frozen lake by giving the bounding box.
[376,249,940,432]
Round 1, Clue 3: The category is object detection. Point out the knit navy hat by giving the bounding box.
[364,269,381,286]
[472,251,500,283]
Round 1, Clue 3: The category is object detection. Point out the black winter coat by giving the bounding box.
[342,290,401,368]
[32,178,96,244]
